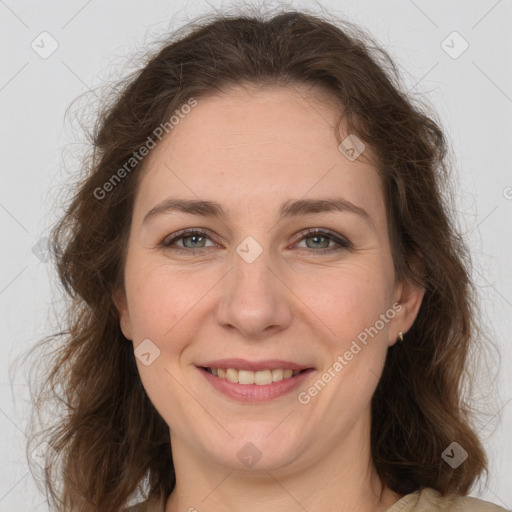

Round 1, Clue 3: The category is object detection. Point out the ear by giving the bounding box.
[113,286,133,341]
[388,275,425,347]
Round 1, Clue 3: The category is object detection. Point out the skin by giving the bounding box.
[115,83,425,512]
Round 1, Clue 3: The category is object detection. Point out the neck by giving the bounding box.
[164,409,402,512]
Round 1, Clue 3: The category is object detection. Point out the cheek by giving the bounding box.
[124,258,227,350]
[295,262,394,345]
[124,262,191,342]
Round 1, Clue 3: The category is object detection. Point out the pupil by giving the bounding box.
[184,235,204,248]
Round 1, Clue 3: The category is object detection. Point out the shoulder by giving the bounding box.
[386,487,510,512]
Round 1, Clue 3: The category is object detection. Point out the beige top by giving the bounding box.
[126,487,510,511]
[385,487,509,511]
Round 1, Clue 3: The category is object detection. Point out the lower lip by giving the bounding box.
[197,367,315,402]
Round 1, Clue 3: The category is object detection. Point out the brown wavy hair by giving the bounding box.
[21,5,491,511]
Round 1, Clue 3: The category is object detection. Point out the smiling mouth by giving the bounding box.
[200,366,311,385]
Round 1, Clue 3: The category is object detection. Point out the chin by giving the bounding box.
[203,427,305,472]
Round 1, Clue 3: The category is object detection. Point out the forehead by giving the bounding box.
[134,84,386,230]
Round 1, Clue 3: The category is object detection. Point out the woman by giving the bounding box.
[26,6,508,512]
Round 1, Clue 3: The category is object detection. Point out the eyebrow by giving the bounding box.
[142,197,373,227]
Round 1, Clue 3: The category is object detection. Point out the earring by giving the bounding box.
[398,331,404,342]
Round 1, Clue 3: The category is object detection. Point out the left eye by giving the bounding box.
[295,229,350,251]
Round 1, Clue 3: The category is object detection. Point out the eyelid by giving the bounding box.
[160,227,351,252]
[292,228,351,251]
[161,227,220,247]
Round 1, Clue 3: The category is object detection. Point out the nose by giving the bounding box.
[215,246,293,340]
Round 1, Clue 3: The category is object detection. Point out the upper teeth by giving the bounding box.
[209,367,301,385]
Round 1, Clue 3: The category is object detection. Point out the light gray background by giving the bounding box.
[1,0,511,510]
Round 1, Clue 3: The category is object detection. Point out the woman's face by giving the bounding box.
[116,84,423,474]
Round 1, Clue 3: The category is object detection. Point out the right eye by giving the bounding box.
[160,228,219,252]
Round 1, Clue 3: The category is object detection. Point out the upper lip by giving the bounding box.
[198,359,314,371]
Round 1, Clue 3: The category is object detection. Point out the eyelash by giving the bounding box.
[160,227,351,254]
